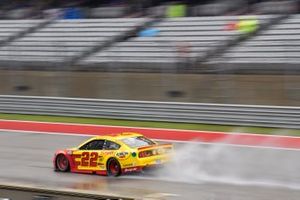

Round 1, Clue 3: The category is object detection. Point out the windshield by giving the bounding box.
[120,136,156,148]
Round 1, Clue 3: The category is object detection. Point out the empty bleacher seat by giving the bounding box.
[0,20,43,41]
[210,14,300,67]
[0,18,146,64]
[82,15,272,69]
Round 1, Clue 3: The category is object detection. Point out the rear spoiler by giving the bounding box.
[138,143,173,151]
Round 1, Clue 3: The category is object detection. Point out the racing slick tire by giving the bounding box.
[107,158,122,177]
[56,154,70,172]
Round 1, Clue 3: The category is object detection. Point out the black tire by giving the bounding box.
[107,158,122,177]
[56,154,70,172]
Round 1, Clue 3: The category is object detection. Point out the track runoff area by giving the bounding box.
[1,119,300,200]
[0,119,300,150]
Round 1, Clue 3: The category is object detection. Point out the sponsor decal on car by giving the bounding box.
[116,152,129,158]
[100,151,114,156]
[124,167,138,172]
[123,163,133,167]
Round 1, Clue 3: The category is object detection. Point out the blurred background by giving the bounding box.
[0,0,299,106]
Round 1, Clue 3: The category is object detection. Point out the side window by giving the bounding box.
[104,140,121,150]
[79,140,105,150]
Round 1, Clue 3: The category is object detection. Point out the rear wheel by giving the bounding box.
[56,154,70,172]
[107,158,121,177]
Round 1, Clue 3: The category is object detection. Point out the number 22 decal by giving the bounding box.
[81,152,98,167]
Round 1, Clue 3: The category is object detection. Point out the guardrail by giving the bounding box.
[0,95,299,129]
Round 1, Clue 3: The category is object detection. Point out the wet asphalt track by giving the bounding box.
[0,130,300,200]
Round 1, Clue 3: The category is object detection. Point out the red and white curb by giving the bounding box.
[0,119,300,150]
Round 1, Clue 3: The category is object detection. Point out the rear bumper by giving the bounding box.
[137,154,171,166]
[122,157,170,174]
[122,164,166,174]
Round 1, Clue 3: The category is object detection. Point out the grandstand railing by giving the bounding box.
[0,95,299,129]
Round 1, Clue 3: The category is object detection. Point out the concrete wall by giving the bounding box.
[0,187,132,200]
[0,70,299,106]
[0,189,94,200]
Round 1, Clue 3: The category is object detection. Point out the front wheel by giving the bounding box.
[107,158,121,177]
[56,154,70,172]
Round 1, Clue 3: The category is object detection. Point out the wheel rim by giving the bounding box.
[57,155,68,171]
[109,160,119,175]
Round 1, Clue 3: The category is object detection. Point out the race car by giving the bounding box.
[53,132,173,176]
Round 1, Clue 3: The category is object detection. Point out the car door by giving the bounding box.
[100,140,121,168]
[72,139,105,172]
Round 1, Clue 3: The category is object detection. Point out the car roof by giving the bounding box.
[93,132,143,141]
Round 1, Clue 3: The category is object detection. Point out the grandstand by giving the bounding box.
[81,15,274,71]
[0,14,297,73]
[0,18,147,66]
[210,14,300,70]
[0,0,298,74]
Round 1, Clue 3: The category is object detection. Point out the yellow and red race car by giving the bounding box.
[53,132,173,176]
